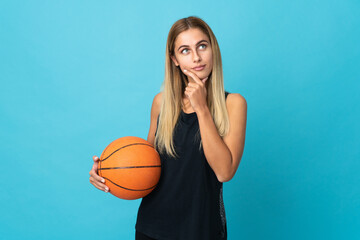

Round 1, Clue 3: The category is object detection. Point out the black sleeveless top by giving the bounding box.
[135,91,230,240]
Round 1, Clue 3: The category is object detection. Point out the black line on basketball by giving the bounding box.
[103,177,158,191]
[99,165,161,170]
[101,143,155,162]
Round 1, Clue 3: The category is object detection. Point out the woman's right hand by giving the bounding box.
[89,155,109,193]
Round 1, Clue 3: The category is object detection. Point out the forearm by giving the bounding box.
[197,106,232,182]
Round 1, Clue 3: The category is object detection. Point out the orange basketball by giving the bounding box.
[98,136,161,200]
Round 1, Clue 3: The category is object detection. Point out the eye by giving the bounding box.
[181,44,207,54]
[181,48,189,54]
[199,44,207,49]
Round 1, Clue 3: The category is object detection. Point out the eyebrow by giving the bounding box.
[177,40,209,51]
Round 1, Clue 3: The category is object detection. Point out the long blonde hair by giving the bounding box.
[154,16,230,159]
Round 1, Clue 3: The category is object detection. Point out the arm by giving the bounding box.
[197,93,247,182]
[147,92,162,146]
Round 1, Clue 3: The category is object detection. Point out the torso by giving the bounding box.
[135,91,231,240]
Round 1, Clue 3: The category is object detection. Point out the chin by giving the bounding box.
[204,72,212,78]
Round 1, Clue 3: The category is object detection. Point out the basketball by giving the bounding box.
[98,136,161,200]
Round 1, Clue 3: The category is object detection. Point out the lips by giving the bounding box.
[192,64,206,71]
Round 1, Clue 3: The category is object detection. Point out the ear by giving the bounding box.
[170,55,179,67]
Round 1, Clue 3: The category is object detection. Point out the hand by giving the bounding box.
[89,155,109,193]
[182,69,209,113]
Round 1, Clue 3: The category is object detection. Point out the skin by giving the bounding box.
[179,71,247,182]
[89,28,247,192]
[170,28,247,182]
[170,28,213,113]
[89,156,108,192]
[89,28,214,193]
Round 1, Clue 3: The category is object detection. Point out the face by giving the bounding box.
[171,28,213,83]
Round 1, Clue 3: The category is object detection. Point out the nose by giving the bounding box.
[193,50,201,62]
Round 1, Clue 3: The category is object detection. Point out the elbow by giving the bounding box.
[218,174,232,183]
[217,170,233,183]
[219,154,234,183]
[216,150,234,183]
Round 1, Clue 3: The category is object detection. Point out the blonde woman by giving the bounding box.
[89,16,247,240]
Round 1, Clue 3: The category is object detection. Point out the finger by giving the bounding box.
[90,177,109,192]
[184,88,195,97]
[187,82,197,87]
[89,176,105,187]
[89,168,105,183]
[183,69,208,84]
[93,155,100,162]
[185,85,196,92]
[92,161,98,172]
[92,156,100,172]
[183,69,203,85]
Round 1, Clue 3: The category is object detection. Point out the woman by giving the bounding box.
[89,16,247,240]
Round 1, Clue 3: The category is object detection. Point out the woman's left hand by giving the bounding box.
[182,69,209,114]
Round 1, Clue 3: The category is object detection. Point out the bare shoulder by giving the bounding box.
[153,92,163,114]
[147,92,163,145]
[154,91,163,103]
[226,93,247,111]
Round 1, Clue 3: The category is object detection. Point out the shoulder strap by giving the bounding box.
[225,91,230,99]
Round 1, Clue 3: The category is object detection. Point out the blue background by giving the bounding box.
[1,0,359,239]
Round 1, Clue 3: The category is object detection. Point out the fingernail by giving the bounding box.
[105,188,109,192]
[102,179,105,183]
[183,69,187,72]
